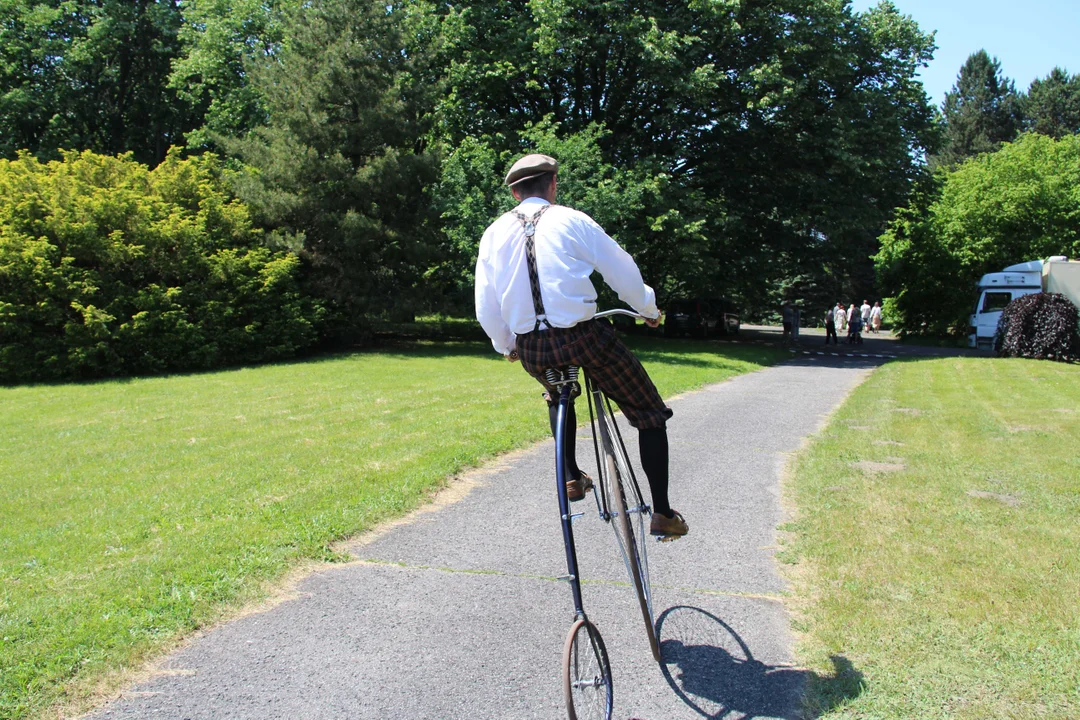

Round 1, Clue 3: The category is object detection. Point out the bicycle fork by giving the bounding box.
[555,381,586,617]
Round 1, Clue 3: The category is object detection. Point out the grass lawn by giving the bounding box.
[782,357,1080,719]
[897,333,971,349]
[0,335,784,720]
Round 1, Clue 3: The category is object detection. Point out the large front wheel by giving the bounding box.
[563,617,613,720]
[592,391,660,664]
[606,452,661,663]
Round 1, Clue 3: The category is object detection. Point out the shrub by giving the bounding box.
[995,292,1080,362]
[0,149,326,382]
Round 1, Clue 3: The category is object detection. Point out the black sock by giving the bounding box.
[549,399,581,480]
[638,427,671,516]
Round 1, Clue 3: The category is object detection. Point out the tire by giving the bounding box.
[563,617,613,720]
[594,397,661,663]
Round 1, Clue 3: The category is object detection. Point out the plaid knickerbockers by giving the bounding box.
[516,319,672,430]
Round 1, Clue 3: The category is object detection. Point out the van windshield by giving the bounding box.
[981,291,1013,313]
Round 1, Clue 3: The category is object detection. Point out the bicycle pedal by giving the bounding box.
[654,533,682,543]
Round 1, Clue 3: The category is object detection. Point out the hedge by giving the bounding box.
[0,149,325,382]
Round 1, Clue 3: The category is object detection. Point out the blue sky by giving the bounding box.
[850,0,1080,109]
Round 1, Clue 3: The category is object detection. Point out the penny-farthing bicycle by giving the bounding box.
[550,309,661,720]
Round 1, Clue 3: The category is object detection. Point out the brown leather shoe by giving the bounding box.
[650,510,689,537]
[566,472,594,502]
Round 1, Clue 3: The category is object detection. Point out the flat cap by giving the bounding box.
[504,154,558,186]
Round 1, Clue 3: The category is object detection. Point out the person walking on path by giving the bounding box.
[474,153,688,538]
[848,312,863,345]
[835,303,847,335]
[824,306,838,345]
[860,300,872,332]
[870,301,883,333]
[781,303,794,346]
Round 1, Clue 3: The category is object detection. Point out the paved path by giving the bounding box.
[87,355,882,720]
[733,324,984,360]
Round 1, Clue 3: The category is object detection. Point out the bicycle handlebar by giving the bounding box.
[594,308,659,320]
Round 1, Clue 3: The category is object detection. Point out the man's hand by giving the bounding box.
[644,311,663,329]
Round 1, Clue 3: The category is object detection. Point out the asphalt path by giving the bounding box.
[86,353,885,720]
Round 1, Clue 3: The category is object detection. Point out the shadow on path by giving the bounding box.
[655,606,864,719]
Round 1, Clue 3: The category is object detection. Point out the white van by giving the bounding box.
[968,256,1080,349]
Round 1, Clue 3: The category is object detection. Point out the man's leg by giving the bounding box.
[548,395,583,481]
[515,324,595,500]
[638,427,671,516]
[575,321,682,532]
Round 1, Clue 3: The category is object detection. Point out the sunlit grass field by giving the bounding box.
[0,335,783,720]
[783,357,1080,719]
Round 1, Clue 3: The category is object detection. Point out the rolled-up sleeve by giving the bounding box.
[576,216,659,319]
[475,237,516,355]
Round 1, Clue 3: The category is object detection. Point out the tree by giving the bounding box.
[169,0,300,150]
[0,0,196,165]
[935,50,1024,167]
[876,133,1080,335]
[228,0,440,336]
[1025,67,1080,139]
[422,0,938,317]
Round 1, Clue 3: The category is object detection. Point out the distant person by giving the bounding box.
[824,306,837,345]
[870,301,883,333]
[781,303,794,345]
[835,303,847,332]
[860,300,871,330]
[848,313,863,345]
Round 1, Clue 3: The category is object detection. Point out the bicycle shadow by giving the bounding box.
[655,606,864,719]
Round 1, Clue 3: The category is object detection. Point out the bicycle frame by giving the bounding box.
[553,365,654,618]
[551,309,655,617]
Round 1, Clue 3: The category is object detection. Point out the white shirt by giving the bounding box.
[475,197,658,356]
[861,303,871,320]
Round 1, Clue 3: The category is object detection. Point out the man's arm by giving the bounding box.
[474,242,516,356]
[575,215,659,319]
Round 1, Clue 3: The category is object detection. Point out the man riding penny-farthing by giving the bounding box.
[474,153,689,539]
[474,153,689,719]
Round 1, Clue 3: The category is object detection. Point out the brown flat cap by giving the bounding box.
[505,154,558,186]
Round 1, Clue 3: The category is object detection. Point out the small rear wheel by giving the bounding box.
[563,617,613,720]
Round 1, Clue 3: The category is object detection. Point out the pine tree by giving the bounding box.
[227,0,440,335]
[1026,68,1080,139]
[935,50,1024,167]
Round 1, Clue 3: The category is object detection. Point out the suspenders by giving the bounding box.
[511,204,553,331]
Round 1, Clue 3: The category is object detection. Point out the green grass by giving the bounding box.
[0,336,784,720]
[782,357,1080,719]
